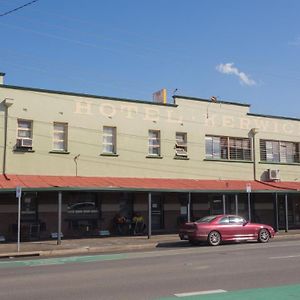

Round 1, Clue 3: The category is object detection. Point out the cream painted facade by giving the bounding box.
[1,84,300,182]
[1,78,300,240]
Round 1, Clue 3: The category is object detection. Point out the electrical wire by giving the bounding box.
[0,0,39,17]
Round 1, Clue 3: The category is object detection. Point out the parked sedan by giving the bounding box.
[179,215,275,246]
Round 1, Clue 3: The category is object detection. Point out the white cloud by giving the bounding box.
[216,63,256,86]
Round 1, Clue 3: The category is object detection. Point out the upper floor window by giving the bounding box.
[102,126,117,154]
[148,130,161,156]
[175,132,188,157]
[53,122,68,152]
[205,135,251,161]
[260,139,300,163]
[16,119,33,149]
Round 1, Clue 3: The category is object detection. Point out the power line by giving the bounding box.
[0,0,39,17]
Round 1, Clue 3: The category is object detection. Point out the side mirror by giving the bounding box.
[243,220,249,226]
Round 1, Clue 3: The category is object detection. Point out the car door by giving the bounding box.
[228,216,250,240]
[216,216,232,240]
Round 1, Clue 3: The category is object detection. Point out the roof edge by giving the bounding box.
[0,84,178,107]
[247,112,300,122]
[173,95,250,107]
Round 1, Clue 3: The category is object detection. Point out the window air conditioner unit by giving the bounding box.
[175,148,188,157]
[17,138,32,148]
[268,169,280,181]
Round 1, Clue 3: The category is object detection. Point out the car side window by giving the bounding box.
[229,216,244,225]
[218,217,229,224]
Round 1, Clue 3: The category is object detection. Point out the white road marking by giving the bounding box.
[269,254,300,259]
[174,289,227,297]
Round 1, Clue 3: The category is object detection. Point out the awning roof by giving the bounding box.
[0,175,299,193]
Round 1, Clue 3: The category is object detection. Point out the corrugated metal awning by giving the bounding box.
[0,175,299,193]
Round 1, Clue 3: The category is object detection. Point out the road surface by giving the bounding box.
[0,239,300,299]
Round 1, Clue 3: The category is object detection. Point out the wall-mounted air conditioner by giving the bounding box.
[268,169,280,181]
[17,138,32,148]
[175,148,188,157]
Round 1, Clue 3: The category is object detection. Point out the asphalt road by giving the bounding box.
[0,239,300,300]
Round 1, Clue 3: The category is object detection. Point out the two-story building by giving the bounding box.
[0,72,299,241]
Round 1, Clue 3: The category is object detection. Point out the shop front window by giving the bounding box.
[67,193,100,233]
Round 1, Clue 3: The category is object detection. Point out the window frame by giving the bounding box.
[148,129,161,156]
[16,119,33,150]
[175,132,188,157]
[52,122,68,152]
[102,126,117,155]
[205,135,252,161]
[260,139,300,163]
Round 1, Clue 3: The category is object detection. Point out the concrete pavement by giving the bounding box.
[0,230,299,258]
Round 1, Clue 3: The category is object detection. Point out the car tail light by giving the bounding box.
[184,223,197,232]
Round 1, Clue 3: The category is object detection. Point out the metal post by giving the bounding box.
[222,194,226,214]
[17,193,21,252]
[285,194,288,233]
[148,192,152,239]
[187,193,191,222]
[235,194,238,215]
[275,193,279,232]
[248,192,251,222]
[57,191,62,245]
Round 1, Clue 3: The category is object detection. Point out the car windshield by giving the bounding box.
[195,215,217,223]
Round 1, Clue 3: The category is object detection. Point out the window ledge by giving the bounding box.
[204,158,253,163]
[49,151,70,154]
[146,155,163,159]
[100,153,119,157]
[13,148,35,153]
[259,161,300,166]
[174,156,189,160]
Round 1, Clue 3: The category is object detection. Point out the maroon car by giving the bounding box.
[179,215,276,246]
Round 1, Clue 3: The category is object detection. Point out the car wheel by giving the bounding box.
[258,229,270,243]
[208,231,221,246]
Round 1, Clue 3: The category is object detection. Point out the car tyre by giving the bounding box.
[258,228,270,243]
[208,231,221,246]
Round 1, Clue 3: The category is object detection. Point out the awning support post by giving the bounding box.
[187,193,191,222]
[285,194,288,233]
[247,192,251,222]
[274,193,279,232]
[148,192,152,239]
[57,191,62,245]
[235,194,238,215]
[222,194,226,214]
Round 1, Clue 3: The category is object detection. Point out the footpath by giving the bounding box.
[0,230,299,259]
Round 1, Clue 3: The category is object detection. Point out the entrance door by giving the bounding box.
[151,194,164,230]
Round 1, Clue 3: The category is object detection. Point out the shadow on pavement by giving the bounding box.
[156,241,207,248]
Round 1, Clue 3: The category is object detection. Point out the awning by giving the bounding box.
[0,175,299,193]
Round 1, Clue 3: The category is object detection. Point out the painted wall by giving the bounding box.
[0,85,299,181]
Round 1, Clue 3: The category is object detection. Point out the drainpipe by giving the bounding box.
[2,97,14,179]
[250,128,259,181]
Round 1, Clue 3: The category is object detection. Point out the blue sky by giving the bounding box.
[0,0,300,118]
